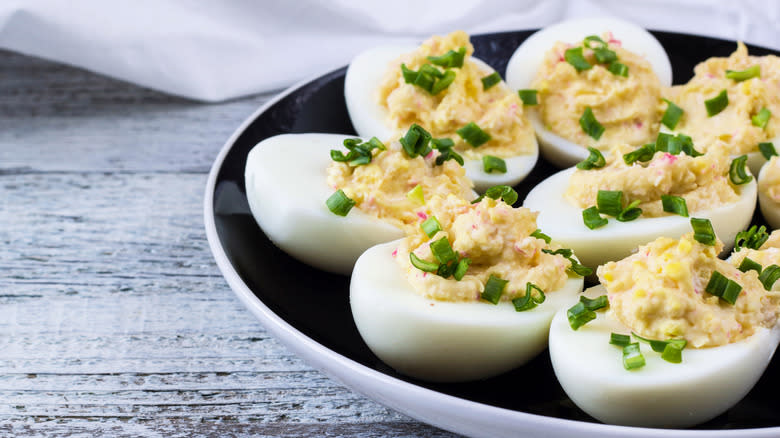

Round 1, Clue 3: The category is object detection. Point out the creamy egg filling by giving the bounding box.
[326,140,473,231]
[760,156,780,202]
[377,31,535,160]
[664,42,780,155]
[531,35,663,149]
[394,194,571,302]
[565,143,739,217]
[598,233,780,348]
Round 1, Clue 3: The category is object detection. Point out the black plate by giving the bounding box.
[211,30,780,430]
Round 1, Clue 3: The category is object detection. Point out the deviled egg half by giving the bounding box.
[345,31,539,190]
[524,138,756,269]
[662,42,780,175]
[244,128,473,274]
[505,17,673,167]
[549,229,780,427]
[759,155,780,229]
[350,190,585,382]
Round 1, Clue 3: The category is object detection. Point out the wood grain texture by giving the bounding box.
[0,49,458,437]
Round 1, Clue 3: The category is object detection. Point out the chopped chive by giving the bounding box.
[407,184,424,204]
[436,260,456,278]
[594,47,618,64]
[617,200,642,222]
[564,47,592,72]
[567,301,596,330]
[582,206,608,229]
[543,248,573,258]
[430,69,457,95]
[705,89,729,117]
[705,271,742,304]
[610,333,631,347]
[580,295,608,311]
[481,274,508,304]
[330,136,385,166]
[632,332,687,354]
[690,217,716,246]
[326,189,356,216]
[512,283,545,312]
[453,257,471,281]
[596,190,623,217]
[432,137,464,166]
[579,107,605,140]
[400,124,432,158]
[759,142,777,160]
[735,225,769,251]
[752,108,772,129]
[661,195,689,217]
[622,343,646,370]
[738,257,762,274]
[474,185,518,205]
[729,155,753,185]
[430,236,457,264]
[607,61,628,77]
[420,216,442,238]
[427,47,466,68]
[759,264,780,290]
[583,35,608,49]
[725,65,760,82]
[431,137,454,149]
[530,229,551,243]
[662,343,684,363]
[623,143,656,165]
[655,132,701,157]
[482,155,507,173]
[457,122,491,147]
[481,72,502,90]
[518,89,538,105]
[677,134,702,157]
[661,99,684,130]
[409,252,439,273]
[542,248,592,276]
[576,146,606,170]
[655,132,674,153]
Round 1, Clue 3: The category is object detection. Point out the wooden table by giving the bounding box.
[0,49,457,437]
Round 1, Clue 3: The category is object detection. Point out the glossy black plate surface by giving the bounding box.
[211,30,780,429]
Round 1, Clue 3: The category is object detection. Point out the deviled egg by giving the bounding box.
[244,130,473,274]
[523,139,756,269]
[549,230,780,427]
[351,191,585,382]
[345,31,539,190]
[662,42,780,175]
[759,156,780,229]
[505,17,672,167]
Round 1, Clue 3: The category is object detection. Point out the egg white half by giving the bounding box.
[523,167,757,269]
[758,160,780,229]
[345,45,539,190]
[350,239,583,382]
[244,133,404,275]
[549,285,780,427]
[505,17,673,168]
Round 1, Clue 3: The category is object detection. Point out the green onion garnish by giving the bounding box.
[407,184,424,204]
[326,189,356,216]
[481,274,508,304]
[430,69,456,95]
[531,229,551,243]
[735,225,769,251]
[617,200,642,222]
[421,216,442,238]
[453,257,471,281]
[472,185,519,205]
[662,343,684,363]
[400,124,432,158]
[457,122,491,147]
[483,155,507,173]
[580,295,609,311]
[410,252,439,273]
[690,217,716,246]
[564,46,592,72]
[583,35,608,49]
[427,47,466,68]
[481,72,502,90]
[610,333,631,347]
[607,61,628,77]
[402,63,456,95]
[725,65,760,82]
[623,143,656,165]
[542,248,593,276]
[738,257,762,274]
[729,155,753,185]
[430,236,457,264]
[661,99,684,130]
[579,107,605,140]
[753,108,772,129]
[518,89,538,105]
[705,271,742,305]
[594,47,617,64]
[759,142,778,160]
[632,332,687,353]
[705,89,729,117]
[330,137,386,166]
[567,301,596,330]
[759,264,780,290]
[655,132,702,157]
[622,343,646,370]
[661,195,689,217]
[431,137,464,166]
[576,146,606,170]
[596,190,623,217]
[582,206,608,229]
[512,283,545,312]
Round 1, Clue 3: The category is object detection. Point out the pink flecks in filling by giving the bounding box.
[391,249,398,257]
[422,272,428,278]
[606,32,621,47]
[417,211,428,220]
[635,120,643,129]
[472,224,478,230]
[706,73,715,79]
[425,150,434,159]
[661,152,678,164]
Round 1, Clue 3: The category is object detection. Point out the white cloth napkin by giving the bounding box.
[1,0,778,102]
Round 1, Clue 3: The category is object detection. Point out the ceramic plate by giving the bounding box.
[204,30,780,437]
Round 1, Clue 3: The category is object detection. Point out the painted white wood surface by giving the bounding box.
[0,50,458,437]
